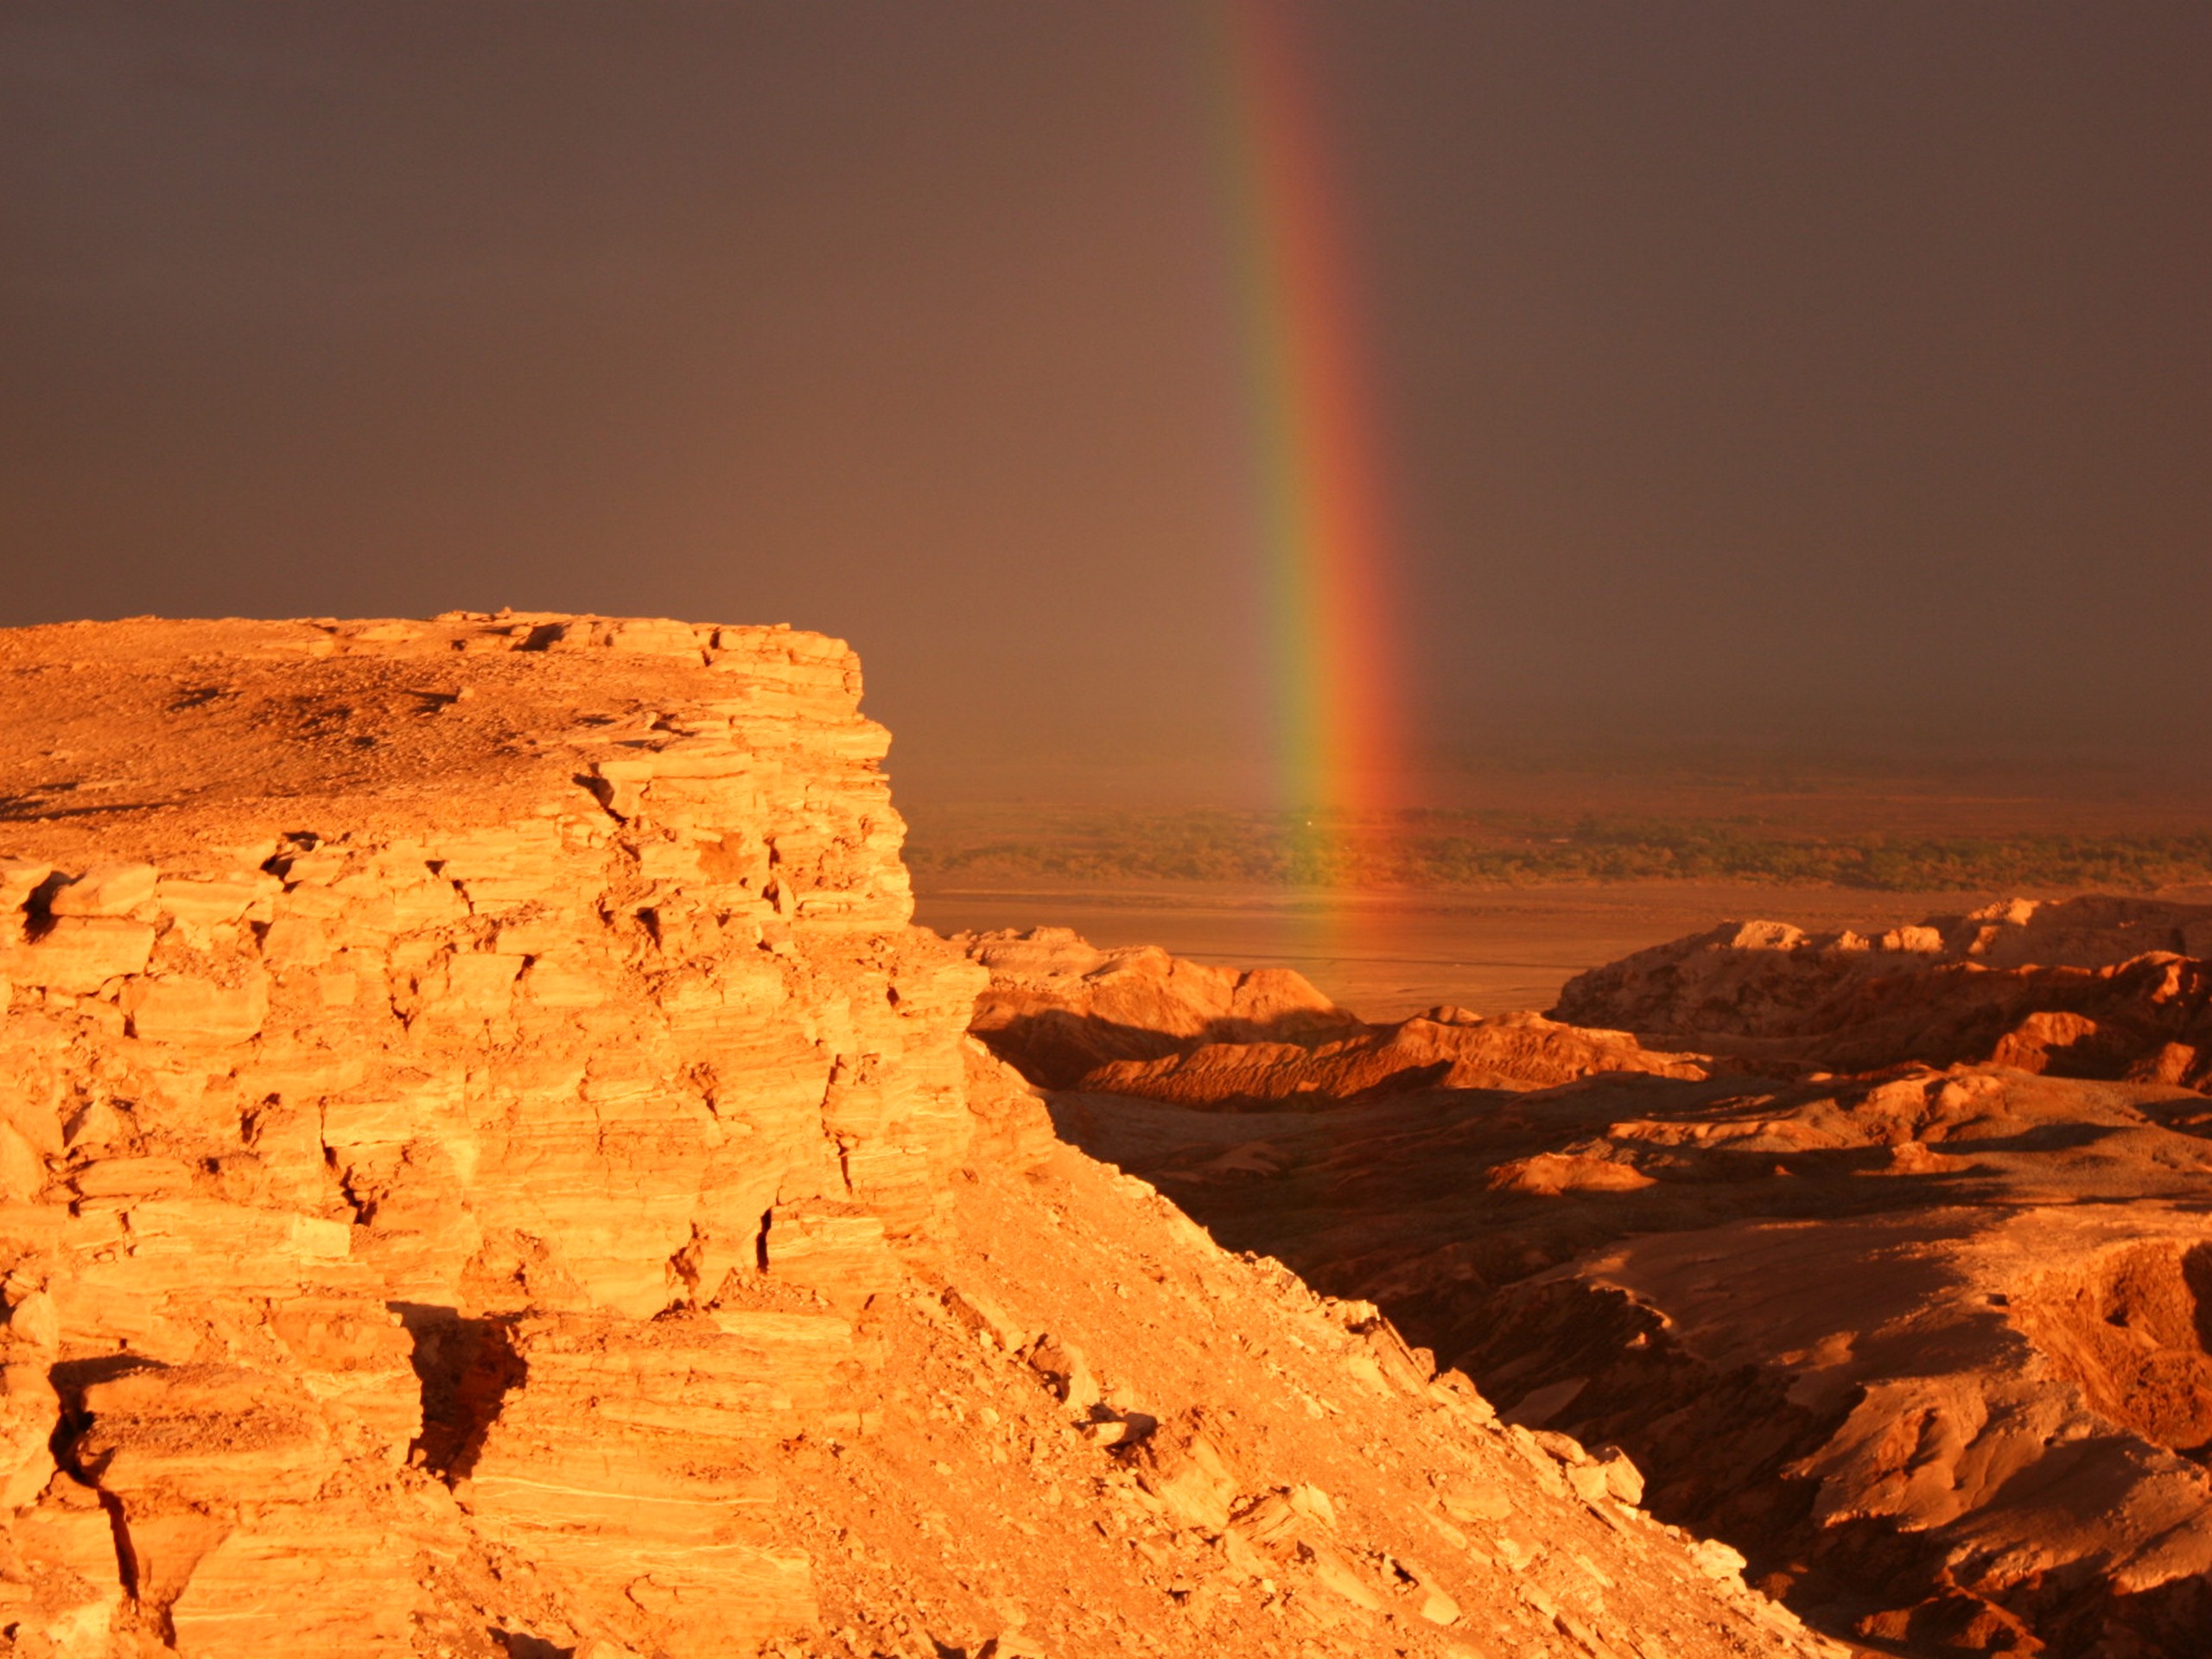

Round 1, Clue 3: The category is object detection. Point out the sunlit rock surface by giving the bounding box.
[0,616,1837,1659]
[1007,914,2212,1656]
[1554,897,2212,1087]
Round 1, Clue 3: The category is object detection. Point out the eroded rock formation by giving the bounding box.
[1019,917,2212,1656]
[969,928,1704,1103]
[961,926,1360,1090]
[1554,897,2212,1086]
[0,613,984,1656]
[0,616,1837,1659]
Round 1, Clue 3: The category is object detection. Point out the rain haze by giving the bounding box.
[3,1,2209,811]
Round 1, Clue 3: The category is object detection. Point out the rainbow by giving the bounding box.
[1211,0,1403,886]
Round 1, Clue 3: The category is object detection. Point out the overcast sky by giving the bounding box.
[3,3,2206,804]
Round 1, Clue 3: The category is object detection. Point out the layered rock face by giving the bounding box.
[1022,918,2212,1656]
[0,616,1842,1659]
[0,614,983,1656]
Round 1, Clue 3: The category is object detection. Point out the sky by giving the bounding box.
[3,2,2207,807]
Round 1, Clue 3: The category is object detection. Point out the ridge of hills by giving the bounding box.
[0,613,1846,1659]
[964,896,2212,1656]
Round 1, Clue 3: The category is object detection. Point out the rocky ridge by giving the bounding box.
[966,928,1705,1103]
[1554,897,2212,1087]
[0,615,1840,1659]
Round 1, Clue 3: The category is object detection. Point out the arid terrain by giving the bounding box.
[908,788,2212,1023]
[0,614,1855,1659]
[911,883,2037,1021]
[965,900,2212,1656]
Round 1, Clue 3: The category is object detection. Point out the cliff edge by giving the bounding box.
[0,614,1844,1659]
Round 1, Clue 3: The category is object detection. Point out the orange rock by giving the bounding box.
[963,926,1360,1089]
[0,616,1859,1659]
[1123,1407,1239,1530]
[1554,896,2212,1088]
[8,916,155,993]
[118,971,269,1044]
[47,862,157,918]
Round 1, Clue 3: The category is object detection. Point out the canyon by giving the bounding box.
[972,900,2212,1656]
[0,614,1851,1659]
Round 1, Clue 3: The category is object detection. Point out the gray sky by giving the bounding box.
[3,3,2206,804]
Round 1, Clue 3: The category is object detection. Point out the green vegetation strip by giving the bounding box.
[905,812,2212,893]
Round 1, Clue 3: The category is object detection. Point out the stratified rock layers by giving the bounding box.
[0,616,979,1656]
[0,616,1856,1659]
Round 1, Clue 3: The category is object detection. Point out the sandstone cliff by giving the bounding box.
[0,616,1840,1659]
[0,613,987,1656]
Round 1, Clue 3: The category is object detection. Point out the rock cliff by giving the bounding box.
[0,613,987,1656]
[0,616,1840,1659]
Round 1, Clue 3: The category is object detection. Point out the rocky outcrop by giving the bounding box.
[0,616,1834,1659]
[0,613,988,1656]
[1076,1007,1709,1108]
[966,928,1700,1103]
[1554,898,2212,1087]
[961,926,1360,1089]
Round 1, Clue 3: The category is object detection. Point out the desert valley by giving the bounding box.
[0,613,2202,1659]
[6,0,2204,1651]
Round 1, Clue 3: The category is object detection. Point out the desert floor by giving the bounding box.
[915,880,2212,1020]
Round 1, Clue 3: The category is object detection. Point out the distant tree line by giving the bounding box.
[903,810,2212,892]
